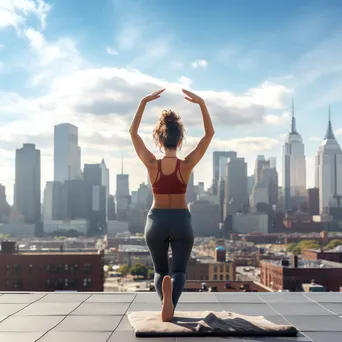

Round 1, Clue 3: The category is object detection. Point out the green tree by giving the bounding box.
[286,243,297,253]
[130,263,148,278]
[148,269,154,279]
[325,239,342,250]
[118,264,130,276]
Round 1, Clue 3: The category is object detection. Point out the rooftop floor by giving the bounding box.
[0,291,342,341]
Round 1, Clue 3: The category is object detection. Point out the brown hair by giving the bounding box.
[153,109,185,150]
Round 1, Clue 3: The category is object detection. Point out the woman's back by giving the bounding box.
[149,157,191,209]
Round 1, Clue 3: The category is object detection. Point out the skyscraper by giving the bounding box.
[224,156,248,218]
[43,181,65,221]
[83,163,107,234]
[254,155,270,185]
[315,108,342,214]
[15,144,41,224]
[54,123,81,182]
[212,151,237,194]
[283,101,306,211]
[186,172,196,204]
[116,157,130,220]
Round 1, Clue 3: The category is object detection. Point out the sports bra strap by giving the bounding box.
[176,159,186,183]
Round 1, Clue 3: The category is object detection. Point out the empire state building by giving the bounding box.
[315,108,342,214]
[282,102,307,211]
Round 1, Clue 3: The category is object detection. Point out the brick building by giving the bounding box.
[184,280,270,292]
[303,248,342,263]
[0,241,104,292]
[181,246,236,282]
[260,256,342,292]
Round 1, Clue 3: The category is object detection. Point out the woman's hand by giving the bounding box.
[141,88,165,104]
[182,89,204,105]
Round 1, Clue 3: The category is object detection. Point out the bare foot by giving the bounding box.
[161,275,174,322]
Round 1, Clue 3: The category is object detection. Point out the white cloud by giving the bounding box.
[0,0,51,31]
[25,27,44,49]
[191,59,208,69]
[335,128,342,136]
[172,62,184,69]
[106,47,118,56]
[263,111,291,125]
[178,76,192,87]
[309,136,321,141]
[22,28,85,86]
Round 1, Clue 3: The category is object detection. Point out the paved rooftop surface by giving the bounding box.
[0,291,342,341]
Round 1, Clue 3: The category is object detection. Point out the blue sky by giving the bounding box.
[1,0,342,204]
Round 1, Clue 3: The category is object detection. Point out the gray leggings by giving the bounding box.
[144,208,194,308]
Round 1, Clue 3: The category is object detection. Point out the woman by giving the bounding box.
[129,88,214,322]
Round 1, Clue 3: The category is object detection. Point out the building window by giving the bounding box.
[13,264,22,275]
[64,279,69,288]
[220,274,223,280]
[6,264,10,274]
[220,265,223,273]
[213,275,217,280]
[46,264,51,273]
[13,280,22,290]
[84,263,92,274]
[83,278,92,289]
[213,265,217,273]
[29,264,33,273]
[5,280,11,289]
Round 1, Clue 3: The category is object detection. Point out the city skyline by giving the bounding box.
[1,0,342,203]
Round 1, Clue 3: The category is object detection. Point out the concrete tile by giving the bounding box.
[305,332,342,342]
[221,303,278,316]
[128,301,161,311]
[269,303,334,316]
[54,315,121,332]
[38,331,111,342]
[115,315,133,331]
[0,294,45,304]
[177,337,243,341]
[133,293,162,303]
[0,304,27,316]
[109,330,176,341]
[71,302,130,315]
[0,332,45,342]
[175,303,223,312]
[38,293,91,303]
[319,303,342,315]
[0,316,63,332]
[242,334,310,342]
[258,293,310,304]
[284,315,342,332]
[86,293,136,303]
[178,293,218,303]
[16,302,80,316]
[304,293,342,303]
[216,293,264,303]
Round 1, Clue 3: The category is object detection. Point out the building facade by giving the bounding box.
[224,157,248,218]
[54,123,81,183]
[212,151,237,195]
[315,111,342,214]
[283,104,306,211]
[0,241,104,291]
[189,200,220,237]
[15,144,41,224]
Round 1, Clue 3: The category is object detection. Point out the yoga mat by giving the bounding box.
[127,310,298,337]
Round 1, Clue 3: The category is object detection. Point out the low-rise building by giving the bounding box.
[260,255,342,292]
[0,241,104,291]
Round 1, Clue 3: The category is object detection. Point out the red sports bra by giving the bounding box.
[152,158,187,194]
